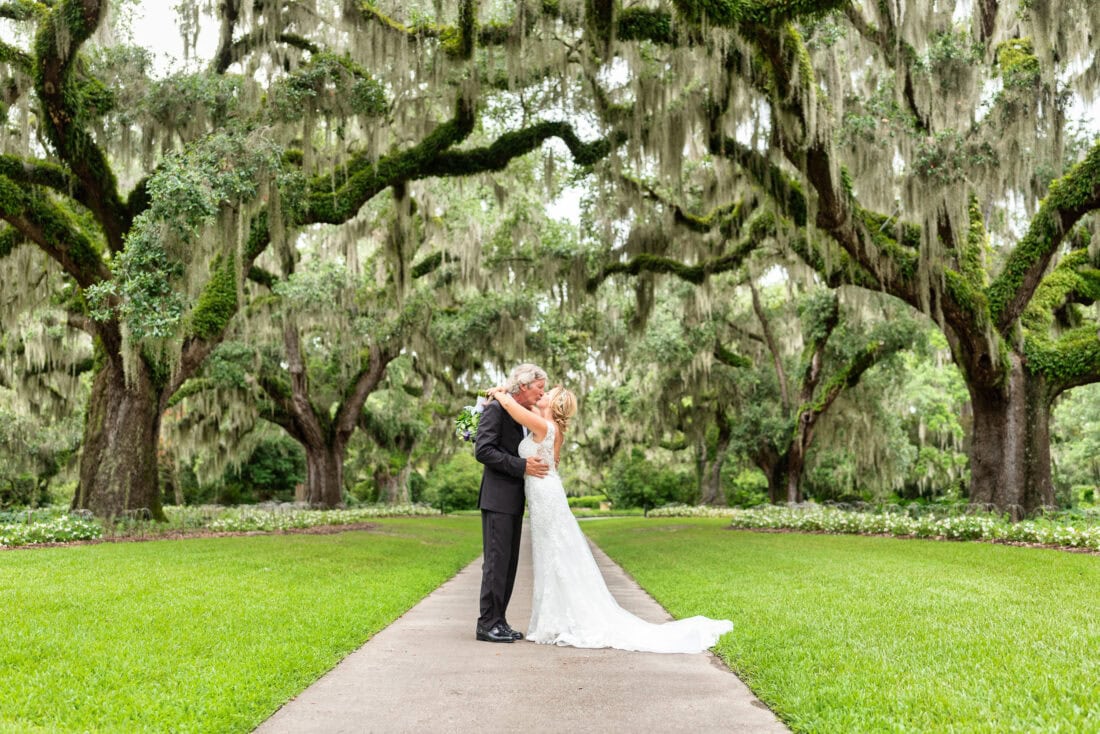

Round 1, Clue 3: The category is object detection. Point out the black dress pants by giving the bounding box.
[478,509,523,629]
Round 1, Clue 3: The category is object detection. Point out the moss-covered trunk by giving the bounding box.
[375,463,411,504]
[73,359,165,521]
[304,443,345,508]
[754,445,791,505]
[967,354,1055,518]
[698,421,731,505]
[784,444,806,505]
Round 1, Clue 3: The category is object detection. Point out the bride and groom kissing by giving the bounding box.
[473,363,733,654]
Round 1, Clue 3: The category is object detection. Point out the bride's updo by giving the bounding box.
[546,386,577,431]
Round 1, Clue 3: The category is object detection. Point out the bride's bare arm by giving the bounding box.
[488,388,548,441]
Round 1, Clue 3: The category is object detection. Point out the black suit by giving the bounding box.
[474,400,526,629]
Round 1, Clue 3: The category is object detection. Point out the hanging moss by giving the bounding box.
[189,254,239,341]
[586,0,615,56]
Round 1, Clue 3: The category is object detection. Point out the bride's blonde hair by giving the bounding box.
[546,385,577,431]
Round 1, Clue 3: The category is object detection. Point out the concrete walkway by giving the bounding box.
[255,525,789,733]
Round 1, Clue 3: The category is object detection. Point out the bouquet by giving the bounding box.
[455,396,488,443]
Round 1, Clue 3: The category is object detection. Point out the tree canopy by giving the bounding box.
[2,0,1099,517]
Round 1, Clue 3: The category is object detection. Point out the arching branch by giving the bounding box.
[224,32,321,71]
[333,344,398,439]
[616,173,747,234]
[34,1,130,252]
[751,281,792,413]
[302,97,476,224]
[988,140,1100,335]
[421,120,625,177]
[0,177,111,288]
[841,2,930,135]
[587,242,756,291]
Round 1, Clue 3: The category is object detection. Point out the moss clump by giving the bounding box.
[671,0,848,27]
[995,38,1041,88]
[960,195,988,288]
[189,254,239,341]
[1023,328,1100,385]
[989,140,1100,329]
[618,8,674,44]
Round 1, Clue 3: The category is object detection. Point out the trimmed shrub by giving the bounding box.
[424,453,482,512]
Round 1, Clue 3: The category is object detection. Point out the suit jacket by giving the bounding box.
[475,401,527,515]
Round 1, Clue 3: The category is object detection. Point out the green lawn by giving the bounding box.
[581,517,1100,734]
[0,517,481,733]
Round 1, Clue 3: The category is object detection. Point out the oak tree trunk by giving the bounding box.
[376,464,412,504]
[304,443,345,508]
[698,421,731,505]
[755,446,791,505]
[73,359,165,521]
[967,354,1055,518]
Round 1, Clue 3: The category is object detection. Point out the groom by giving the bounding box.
[473,363,548,643]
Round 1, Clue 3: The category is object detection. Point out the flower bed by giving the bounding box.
[0,512,104,547]
[1,503,442,548]
[649,504,1100,550]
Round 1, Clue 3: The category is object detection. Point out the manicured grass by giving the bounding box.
[581,518,1100,733]
[0,517,481,733]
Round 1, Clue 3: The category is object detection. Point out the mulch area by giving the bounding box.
[1,522,380,552]
[728,525,1100,555]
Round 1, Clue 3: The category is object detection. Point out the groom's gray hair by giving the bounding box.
[507,363,548,394]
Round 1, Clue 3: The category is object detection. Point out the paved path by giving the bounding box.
[255,524,789,733]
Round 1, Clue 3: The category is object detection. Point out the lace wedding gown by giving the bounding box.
[521,423,733,653]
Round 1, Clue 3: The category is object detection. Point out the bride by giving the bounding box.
[486,385,733,654]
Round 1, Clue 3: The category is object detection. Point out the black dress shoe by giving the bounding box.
[476,623,515,643]
[501,622,524,640]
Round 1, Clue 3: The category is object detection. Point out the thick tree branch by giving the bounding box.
[247,265,279,289]
[421,120,624,177]
[34,1,130,252]
[751,281,791,413]
[283,318,327,449]
[211,0,241,74]
[587,235,757,291]
[797,294,839,407]
[302,97,476,223]
[616,173,747,234]
[673,0,848,27]
[225,32,321,71]
[0,177,110,287]
[0,154,89,200]
[1025,327,1100,395]
[988,140,1100,334]
[334,344,397,439]
[713,342,752,368]
[841,2,929,134]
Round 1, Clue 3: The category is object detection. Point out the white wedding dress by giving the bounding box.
[521,423,733,653]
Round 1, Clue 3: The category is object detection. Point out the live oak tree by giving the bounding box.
[568,0,1100,515]
[7,0,1096,518]
[0,0,620,517]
